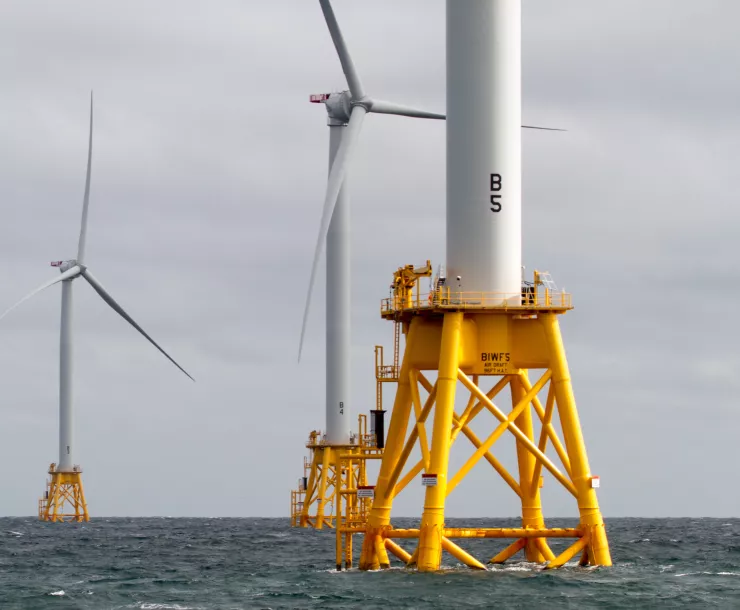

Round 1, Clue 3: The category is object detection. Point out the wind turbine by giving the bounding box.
[298,0,445,449]
[0,93,193,522]
[298,0,564,447]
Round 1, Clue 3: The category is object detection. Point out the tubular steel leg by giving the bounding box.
[360,320,420,570]
[76,475,89,522]
[384,538,412,564]
[540,313,611,566]
[46,478,59,522]
[417,312,463,572]
[441,537,486,570]
[335,461,343,571]
[489,538,527,564]
[301,450,319,527]
[545,536,589,569]
[74,485,82,522]
[407,544,419,568]
[374,535,391,569]
[345,532,353,570]
[315,448,331,530]
[512,373,546,562]
[342,457,352,570]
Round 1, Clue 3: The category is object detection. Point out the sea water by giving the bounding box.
[1,517,738,609]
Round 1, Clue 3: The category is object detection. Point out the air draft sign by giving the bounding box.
[590,476,600,488]
[357,485,375,498]
[421,474,438,487]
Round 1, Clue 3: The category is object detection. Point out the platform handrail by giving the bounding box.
[381,287,572,314]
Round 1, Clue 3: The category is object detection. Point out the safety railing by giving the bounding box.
[381,287,572,315]
[305,431,379,449]
[376,364,398,380]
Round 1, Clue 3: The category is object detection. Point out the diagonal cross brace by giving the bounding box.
[457,369,577,497]
[447,369,552,495]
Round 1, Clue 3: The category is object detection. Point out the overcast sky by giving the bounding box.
[0,0,738,520]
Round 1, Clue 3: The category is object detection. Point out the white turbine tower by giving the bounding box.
[0,93,193,522]
[298,0,563,447]
[298,0,445,446]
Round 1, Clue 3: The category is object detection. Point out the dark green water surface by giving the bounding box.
[1,517,738,609]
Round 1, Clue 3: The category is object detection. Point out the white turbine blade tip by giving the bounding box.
[77,95,94,263]
[318,0,365,100]
[522,125,566,131]
[82,270,194,381]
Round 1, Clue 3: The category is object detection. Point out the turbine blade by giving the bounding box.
[368,99,445,120]
[363,101,563,129]
[298,104,367,362]
[318,0,365,100]
[81,269,195,381]
[0,266,82,322]
[522,125,566,131]
[77,91,94,263]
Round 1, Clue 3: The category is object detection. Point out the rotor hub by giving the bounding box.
[323,91,353,125]
[51,260,78,273]
[51,260,85,275]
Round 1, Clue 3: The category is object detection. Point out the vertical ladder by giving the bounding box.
[374,346,384,412]
[392,316,401,378]
[376,359,383,412]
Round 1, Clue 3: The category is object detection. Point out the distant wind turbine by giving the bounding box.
[0,92,193,522]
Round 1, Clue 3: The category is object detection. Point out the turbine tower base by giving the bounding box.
[291,414,383,533]
[353,263,611,571]
[39,463,89,522]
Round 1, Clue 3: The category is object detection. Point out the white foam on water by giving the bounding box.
[48,590,65,596]
[324,561,603,575]
[8,531,23,537]
[676,571,739,577]
[139,604,203,610]
[323,566,405,574]
[488,563,540,572]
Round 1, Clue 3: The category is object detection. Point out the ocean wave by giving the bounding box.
[676,571,740,577]
[134,602,201,610]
